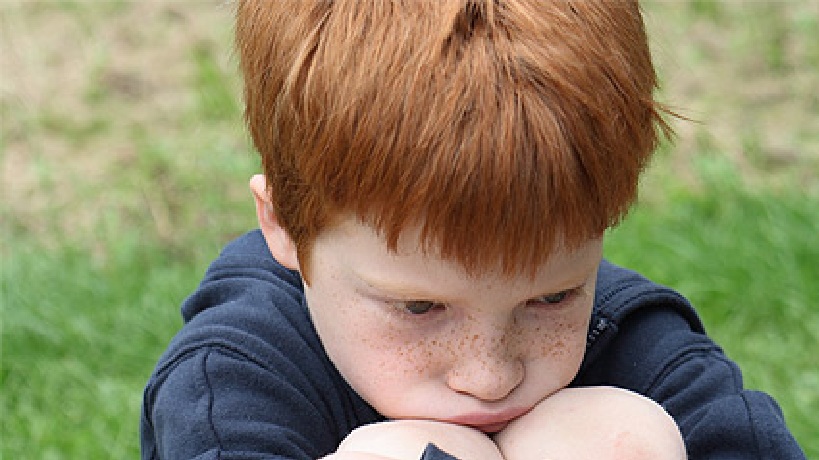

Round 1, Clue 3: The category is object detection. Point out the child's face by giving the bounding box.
[303,216,602,434]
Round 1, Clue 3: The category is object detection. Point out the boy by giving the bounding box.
[141,1,806,459]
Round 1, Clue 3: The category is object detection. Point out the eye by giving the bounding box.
[401,300,445,315]
[528,289,574,306]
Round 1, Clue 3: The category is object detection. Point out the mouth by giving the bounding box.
[472,420,512,433]
[446,407,529,434]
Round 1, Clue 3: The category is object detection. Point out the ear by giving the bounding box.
[249,174,300,271]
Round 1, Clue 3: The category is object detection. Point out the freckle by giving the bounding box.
[545,339,566,357]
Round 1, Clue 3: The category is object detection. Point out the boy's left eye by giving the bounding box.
[528,289,573,306]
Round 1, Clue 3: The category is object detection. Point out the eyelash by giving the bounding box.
[392,287,580,316]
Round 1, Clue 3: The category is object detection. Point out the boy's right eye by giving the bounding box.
[402,301,445,315]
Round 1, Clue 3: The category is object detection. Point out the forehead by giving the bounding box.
[313,215,603,295]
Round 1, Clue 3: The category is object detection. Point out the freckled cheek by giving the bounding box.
[317,311,412,392]
[364,330,474,379]
[526,312,591,360]
[324,306,441,378]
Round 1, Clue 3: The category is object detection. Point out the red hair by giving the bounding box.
[236,0,671,277]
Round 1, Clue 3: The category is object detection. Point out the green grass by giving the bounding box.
[2,1,817,458]
[2,239,191,458]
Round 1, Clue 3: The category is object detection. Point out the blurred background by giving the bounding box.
[1,1,817,458]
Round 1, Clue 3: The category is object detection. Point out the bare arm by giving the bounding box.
[495,387,686,460]
[332,420,504,460]
[328,387,685,460]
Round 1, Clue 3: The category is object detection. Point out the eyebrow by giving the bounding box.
[353,267,596,305]
[354,273,448,301]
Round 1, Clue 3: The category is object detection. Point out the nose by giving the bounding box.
[446,342,524,402]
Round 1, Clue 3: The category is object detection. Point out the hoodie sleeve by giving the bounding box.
[576,261,806,459]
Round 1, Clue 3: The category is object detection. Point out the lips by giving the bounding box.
[472,420,512,433]
[446,407,530,433]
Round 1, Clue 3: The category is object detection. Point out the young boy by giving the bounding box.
[140,1,806,459]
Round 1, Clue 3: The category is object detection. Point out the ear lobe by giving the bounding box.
[249,174,300,271]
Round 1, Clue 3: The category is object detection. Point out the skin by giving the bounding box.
[250,174,687,460]
[333,387,688,460]
[301,217,601,428]
[495,387,688,460]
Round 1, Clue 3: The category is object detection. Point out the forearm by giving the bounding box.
[331,388,687,460]
[333,420,503,460]
[495,387,686,460]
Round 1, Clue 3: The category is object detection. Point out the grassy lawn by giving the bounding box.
[2,1,817,458]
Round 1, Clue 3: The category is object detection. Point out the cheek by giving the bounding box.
[369,320,472,378]
[391,335,466,376]
[525,306,592,363]
[313,297,444,384]
[326,319,453,416]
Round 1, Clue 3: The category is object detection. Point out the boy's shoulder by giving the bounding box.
[151,230,312,378]
[180,230,303,321]
[580,259,708,390]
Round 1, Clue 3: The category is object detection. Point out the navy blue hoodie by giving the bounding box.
[141,230,805,459]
